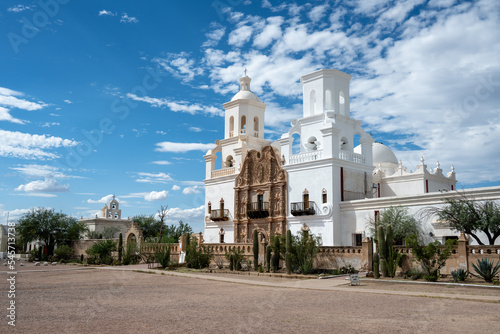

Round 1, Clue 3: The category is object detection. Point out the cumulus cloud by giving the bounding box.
[135,172,173,184]
[151,160,171,165]
[120,13,139,23]
[0,87,47,124]
[164,205,205,230]
[144,190,169,201]
[16,178,69,193]
[98,10,116,16]
[155,142,215,153]
[126,93,223,116]
[153,52,203,83]
[171,185,181,191]
[0,130,79,159]
[87,194,122,204]
[7,5,33,12]
[182,185,202,194]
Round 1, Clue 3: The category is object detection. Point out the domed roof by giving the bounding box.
[231,90,260,102]
[354,142,398,166]
[373,142,398,165]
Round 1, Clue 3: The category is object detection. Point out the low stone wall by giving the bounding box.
[72,239,118,260]
[315,246,363,270]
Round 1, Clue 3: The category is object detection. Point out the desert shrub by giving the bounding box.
[54,244,74,261]
[122,243,139,265]
[186,240,213,269]
[225,248,244,271]
[213,253,225,269]
[406,267,424,280]
[405,235,455,282]
[155,245,171,269]
[293,230,321,275]
[86,240,116,265]
[471,259,500,283]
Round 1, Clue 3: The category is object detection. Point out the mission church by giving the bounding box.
[202,69,500,246]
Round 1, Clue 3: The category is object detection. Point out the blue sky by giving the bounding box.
[1,0,499,232]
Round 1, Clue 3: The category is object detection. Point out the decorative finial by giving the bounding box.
[244,67,248,76]
[399,160,403,168]
[420,156,424,164]
[436,161,440,169]
[451,165,455,173]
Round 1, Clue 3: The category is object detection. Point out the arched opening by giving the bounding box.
[291,132,301,155]
[225,155,234,167]
[305,136,318,151]
[215,151,223,169]
[339,91,346,115]
[240,115,246,134]
[322,188,327,203]
[340,136,349,151]
[325,89,333,110]
[309,90,316,115]
[353,134,361,150]
[229,116,234,137]
[127,233,137,243]
[253,116,259,137]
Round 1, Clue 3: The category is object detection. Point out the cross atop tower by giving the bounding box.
[244,67,248,76]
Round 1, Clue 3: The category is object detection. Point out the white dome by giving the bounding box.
[231,90,260,102]
[372,142,398,165]
[354,142,398,166]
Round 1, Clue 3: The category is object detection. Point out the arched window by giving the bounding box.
[229,116,234,137]
[340,137,349,151]
[253,116,259,137]
[322,188,327,203]
[241,115,246,134]
[339,91,346,115]
[309,90,316,115]
[325,89,333,110]
[225,155,234,167]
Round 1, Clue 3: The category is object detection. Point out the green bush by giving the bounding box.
[186,240,213,269]
[294,230,321,275]
[405,235,455,282]
[225,248,244,271]
[122,243,138,265]
[54,244,74,261]
[406,267,424,280]
[155,245,171,269]
[86,240,116,265]
[471,259,500,283]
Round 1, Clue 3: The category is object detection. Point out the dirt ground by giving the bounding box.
[2,266,500,334]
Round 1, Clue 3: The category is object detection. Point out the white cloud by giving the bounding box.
[155,142,215,153]
[253,16,283,48]
[11,164,64,179]
[153,52,203,83]
[228,25,253,47]
[63,99,72,104]
[120,13,139,23]
[98,10,116,16]
[127,93,223,116]
[308,4,328,22]
[135,172,173,184]
[189,126,202,132]
[182,185,202,194]
[0,130,79,159]
[203,24,226,47]
[1,208,30,221]
[7,5,33,13]
[87,194,121,204]
[171,185,181,191]
[0,86,47,124]
[16,178,69,193]
[41,122,60,127]
[164,205,205,229]
[151,160,171,165]
[144,190,169,202]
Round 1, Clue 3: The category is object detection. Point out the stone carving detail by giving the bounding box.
[233,145,288,242]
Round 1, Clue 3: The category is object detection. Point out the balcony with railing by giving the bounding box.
[290,201,317,216]
[210,209,229,221]
[289,150,323,164]
[211,167,235,178]
[246,202,270,219]
[339,150,366,164]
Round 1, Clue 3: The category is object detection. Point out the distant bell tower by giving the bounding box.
[101,195,122,219]
[223,71,266,140]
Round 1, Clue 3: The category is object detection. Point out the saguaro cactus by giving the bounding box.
[373,252,380,279]
[377,225,388,277]
[266,245,271,272]
[253,229,259,271]
[118,233,123,264]
[286,230,292,275]
[272,237,280,273]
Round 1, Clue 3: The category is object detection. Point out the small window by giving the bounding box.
[114,213,118,219]
[208,202,212,214]
[322,189,327,204]
[108,212,112,218]
[112,203,116,209]
[220,234,225,243]
[353,233,363,246]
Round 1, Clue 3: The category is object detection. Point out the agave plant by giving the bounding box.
[451,268,468,282]
[471,259,500,283]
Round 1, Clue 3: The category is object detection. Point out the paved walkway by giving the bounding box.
[98,264,500,303]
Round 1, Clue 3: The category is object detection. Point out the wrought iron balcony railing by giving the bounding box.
[246,202,270,219]
[290,201,316,216]
[210,209,229,221]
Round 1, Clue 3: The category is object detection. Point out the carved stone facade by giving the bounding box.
[234,145,288,243]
